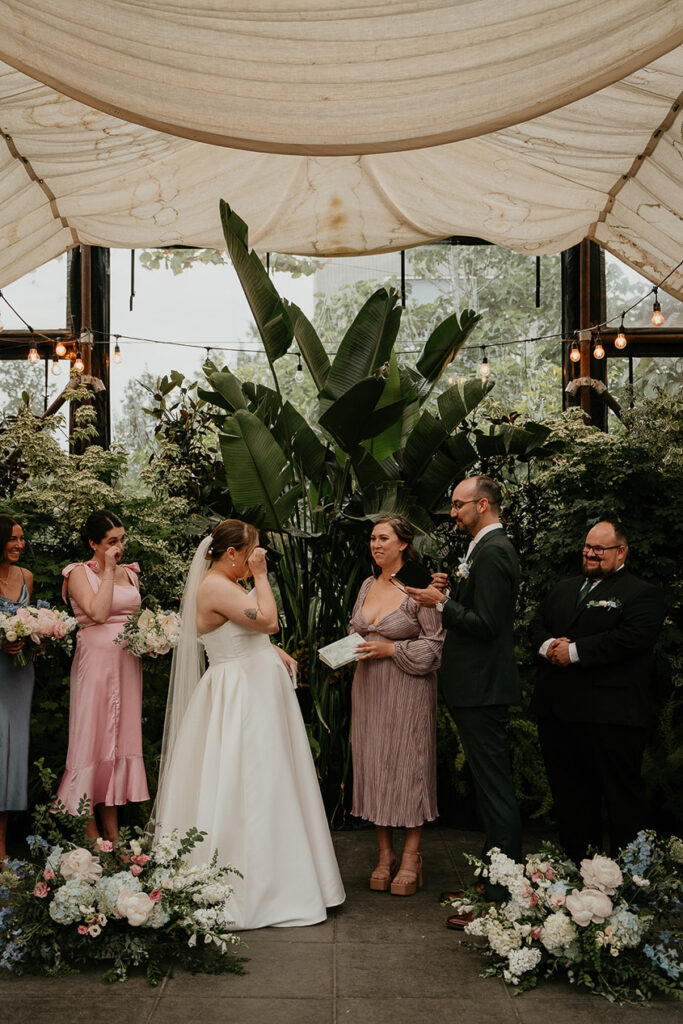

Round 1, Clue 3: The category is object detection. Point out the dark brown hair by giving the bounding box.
[472,475,502,509]
[80,509,123,552]
[207,519,259,565]
[597,519,628,547]
[0,514,21,561]
[371,515,421,578]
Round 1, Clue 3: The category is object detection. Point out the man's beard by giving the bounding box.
[583,561,609,579]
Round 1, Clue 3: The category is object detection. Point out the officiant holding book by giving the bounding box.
[349,515,444,896]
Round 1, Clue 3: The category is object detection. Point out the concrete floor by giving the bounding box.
[3,825,682,1024]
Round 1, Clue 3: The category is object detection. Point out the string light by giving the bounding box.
[51,355,61,376]
[614,315,627,349]
[73,350,84,373]
[592,330,605,360]
[651,287,664,326]
[569,341,581,362]
[294,353,304,383]
[479,346,489,378]
[456,375,465,385]
[447,373,454,385]
[55,337,67,357]
[27,340,39,363]
[113,337,122,364]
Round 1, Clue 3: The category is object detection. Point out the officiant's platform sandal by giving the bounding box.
[390,851,423,896]
[370,853,398,891]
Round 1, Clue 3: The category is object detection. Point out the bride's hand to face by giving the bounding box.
[246,547,268,577]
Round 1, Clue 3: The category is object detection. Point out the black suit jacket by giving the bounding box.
[439,529,521,708]
[530,568,664,727]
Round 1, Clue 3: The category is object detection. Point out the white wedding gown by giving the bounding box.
[154,608,345,929]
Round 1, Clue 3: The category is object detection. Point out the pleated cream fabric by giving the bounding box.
[154,611,345,930]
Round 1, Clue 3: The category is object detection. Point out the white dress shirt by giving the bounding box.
[465,522,503,560]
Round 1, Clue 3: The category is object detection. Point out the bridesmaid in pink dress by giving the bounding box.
[56,509,149,841]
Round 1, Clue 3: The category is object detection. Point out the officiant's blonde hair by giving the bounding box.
[206,519,258,564]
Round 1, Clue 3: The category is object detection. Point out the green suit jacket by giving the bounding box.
[439,528,521,708]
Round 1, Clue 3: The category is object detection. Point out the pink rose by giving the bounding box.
[33,881,50,898]
[98,840,114,852]
[551,893,566,907]
[77,925,89,935]
[130,864,143,876]
[149,889,162,903]
[132,853,150,866]
[52,620,66,639]
[545,868,555,880]
[43,867,55,881]
[529,893,538,906]
[531,871,542,882]
[531,926,542,940]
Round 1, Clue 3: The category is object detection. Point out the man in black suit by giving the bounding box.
[407,475,521,917]
[531,520,664,864]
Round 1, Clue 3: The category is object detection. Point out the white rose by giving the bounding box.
[60,848,103,883]
[565,888,613,927]
[579,855,623,895]
[115,889,154,926]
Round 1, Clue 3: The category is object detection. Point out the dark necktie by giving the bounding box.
[575,579,592,609]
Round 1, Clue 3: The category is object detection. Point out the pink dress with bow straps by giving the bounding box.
[56,561,150,814]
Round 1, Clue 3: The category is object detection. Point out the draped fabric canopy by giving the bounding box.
[1,0,682,296]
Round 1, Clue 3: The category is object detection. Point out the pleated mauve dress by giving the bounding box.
[349,577,445,828]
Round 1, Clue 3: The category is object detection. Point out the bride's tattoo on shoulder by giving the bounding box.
[244,607,258,620]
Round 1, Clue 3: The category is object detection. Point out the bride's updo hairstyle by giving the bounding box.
[80,509,123,552]
[206,519,259,565]
[371,515,420,578]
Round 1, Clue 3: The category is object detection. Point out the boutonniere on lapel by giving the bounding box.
[455,558,472,580]
[586,598,622,610]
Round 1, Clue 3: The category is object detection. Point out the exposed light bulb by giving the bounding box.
[447,374,454,386]
[51,356,61,376]
[74,350,84,373]
[593,338,605,360]
[55,338,67,357]
[569,342,581,362]
[651,289,664,326]
[456,375,465,385]
[28,344,40,364]
[114,341,122,364]
[294,354,304,383]
[614,315,627,349]
[480,348,489,377]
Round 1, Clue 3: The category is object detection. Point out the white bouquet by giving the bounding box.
[0,603,78,667]
[114,607,181,658]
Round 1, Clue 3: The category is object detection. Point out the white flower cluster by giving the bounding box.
[486,849,528,901]
[48,879,95,925]
[95,872,142,916]
[116,607,181,658]
[504,947,543,984]
[152,831,182,866]
[540,911,578,954]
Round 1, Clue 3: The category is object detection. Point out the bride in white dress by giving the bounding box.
[153,519,345,929]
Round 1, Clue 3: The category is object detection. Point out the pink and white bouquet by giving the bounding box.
[0,604,78,667]
[114,607,181,658]
[446,832,683,1003]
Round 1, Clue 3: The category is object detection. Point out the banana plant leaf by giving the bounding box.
[283,299,331,393]
[437,377,494,432]
[412,433,478,510]
[321,288,402,403]
[219,200,293,362]
[400,410,449,481]
[219,409,300,531]
[198,369,249,412]
[320,376,406,449]
[364,352,413,464]
[474,421,552,459]
[280,401,327,482]
[416,308,481,383]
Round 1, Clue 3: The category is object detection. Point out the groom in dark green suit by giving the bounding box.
[407,475,522,914]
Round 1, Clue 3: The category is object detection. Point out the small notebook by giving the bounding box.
[318,633,363,669]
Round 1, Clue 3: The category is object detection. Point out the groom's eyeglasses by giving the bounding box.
[451,499,479,510]
[582,544,622,557]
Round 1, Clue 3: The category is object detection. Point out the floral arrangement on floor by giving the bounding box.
[114,607,182,658]
[0,767,245,984]
[447,832,683,1003]
[0,603,77,667]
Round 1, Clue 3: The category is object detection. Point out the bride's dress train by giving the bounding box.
[155,611,345,929]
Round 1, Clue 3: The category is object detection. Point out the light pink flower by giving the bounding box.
[579,855,622,895]
[545,868,555,880]
[77,925,89,936]
[33,881,50,898]
[149,889,162,903]
[531,926,542,940]
[529,893,538,906]
[132,853,150,866]
[98,840,114,853]
[43,867,55,881]
[550,893,566,907]
[565,888,613,927]
[531,871,542,882]
[52,620,66,639]
[130,864,143,876]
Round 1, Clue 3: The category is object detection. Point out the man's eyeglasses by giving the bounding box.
[582,544,623,557]
[451,499,479,511]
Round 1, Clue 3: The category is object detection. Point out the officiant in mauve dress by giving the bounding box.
[349,515,444,896]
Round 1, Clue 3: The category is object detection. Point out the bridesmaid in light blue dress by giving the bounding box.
[0,516,34,863]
